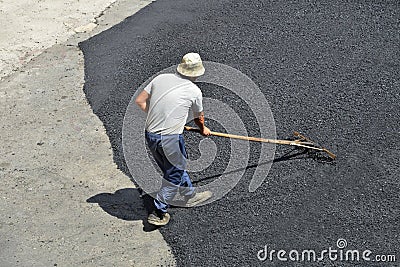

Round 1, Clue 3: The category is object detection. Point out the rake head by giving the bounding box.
[292,131,336,160]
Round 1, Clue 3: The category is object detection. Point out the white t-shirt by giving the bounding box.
[144,73,203,135]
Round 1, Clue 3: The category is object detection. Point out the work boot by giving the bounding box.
[147,211,170,226]
[185,191,213,207]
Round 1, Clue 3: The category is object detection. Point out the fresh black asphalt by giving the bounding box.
[79,0,399,266]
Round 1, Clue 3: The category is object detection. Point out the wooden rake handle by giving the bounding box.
[184,126,336,159]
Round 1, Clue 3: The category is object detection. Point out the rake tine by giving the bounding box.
[293,131,316,144]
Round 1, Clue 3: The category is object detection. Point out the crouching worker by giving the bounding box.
[135,53,213,226]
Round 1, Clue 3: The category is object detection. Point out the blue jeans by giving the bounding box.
[145,131,195,213]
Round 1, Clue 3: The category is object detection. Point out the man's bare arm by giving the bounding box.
[194,112,211,136]
[135,90,150,112]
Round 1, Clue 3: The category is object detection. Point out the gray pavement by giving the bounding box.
[0,0,176,266]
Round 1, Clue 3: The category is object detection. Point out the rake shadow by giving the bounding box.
[192,148,335,185]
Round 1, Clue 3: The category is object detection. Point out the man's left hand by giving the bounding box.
[201,126,212,136]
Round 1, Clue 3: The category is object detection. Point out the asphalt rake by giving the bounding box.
[184,126,336,160]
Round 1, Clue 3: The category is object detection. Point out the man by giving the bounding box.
[135,52,213,226]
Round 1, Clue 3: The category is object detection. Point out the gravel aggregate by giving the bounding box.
[80,0,399,266]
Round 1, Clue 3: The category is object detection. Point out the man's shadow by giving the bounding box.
[86,188,160,232]
[87,149,334,231]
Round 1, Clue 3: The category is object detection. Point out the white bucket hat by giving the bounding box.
[177,52,205,77]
